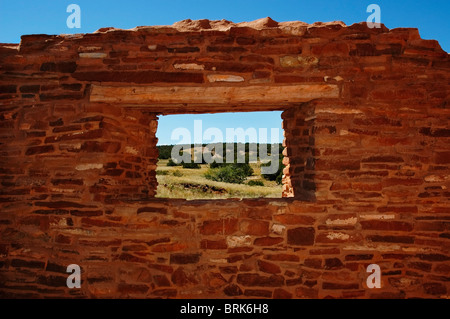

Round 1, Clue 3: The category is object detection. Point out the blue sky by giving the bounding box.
[1,0,448,145]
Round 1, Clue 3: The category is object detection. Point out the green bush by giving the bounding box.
[204,163,253,184]
[182,162,201,169]
[156,170,169,175]
[172,170,183,177]
[262,158,285,185]
[167,158,181,166]
[248,180,264,186]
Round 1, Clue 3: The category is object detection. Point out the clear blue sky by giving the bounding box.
[1,1,448,145]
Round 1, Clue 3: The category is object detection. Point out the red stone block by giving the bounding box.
[40,62,77,73]
[240,54,274,64]
[151,288,177,298]
[309,248,340,255]
[239,219,269,236]
[360,220,413,231]
[274,214,315,225]
[223,284,243,296]
[253,236,284,246]
[423,282,447,296]
[237,273,284,287]
[37,275,68,287]
[315,159,360,171]
[322,282,359,290]
[80,141,121,153]
[118,283,149,295]
[417,254,450,262]
[81,218,123,227]
[272,288,292,299]
[304,258,322,269]
[435,151,450,164]
[73,70,204,83]
[244,289,272,298]
[11,259,45,269]
[296,286,319,298]
[382,178,423,187]
[200,239,227,250]
[344,254,374,261]
[44,129,103,143]
[169,253,201,264]
[362,155,404,163]
[287,227,315,246]
[265,254,300,262]
[324,258,344,270]
[152,243,187,252]
[257,259,281,274]
[312,42,349,56]
[25,145,54,155]
[199,218,238,235]
[0,85,16,93]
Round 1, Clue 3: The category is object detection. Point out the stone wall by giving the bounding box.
[0,18,449,298]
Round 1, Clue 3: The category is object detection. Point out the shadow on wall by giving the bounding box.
[282,102,317,202]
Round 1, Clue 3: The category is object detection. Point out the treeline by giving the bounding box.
[157,143,282,160]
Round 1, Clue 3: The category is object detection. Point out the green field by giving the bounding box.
[156,159,282,199]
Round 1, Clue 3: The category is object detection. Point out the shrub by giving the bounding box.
[156,170,169,175]
[204,163,253,184]
[167,158,181,166]
[262,158,285,185]
[248,180,264,186]
[172,170,183,177]
[182,162,201,169]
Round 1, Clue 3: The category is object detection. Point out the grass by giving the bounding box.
[156,159,282,199]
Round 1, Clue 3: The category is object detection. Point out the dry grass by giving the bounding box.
[156,159,282,199]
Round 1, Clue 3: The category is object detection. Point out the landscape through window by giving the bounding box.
[155,112,285,199]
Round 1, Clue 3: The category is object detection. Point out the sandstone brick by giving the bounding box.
[200,239,227,250]
[367,235,414,244]
[273,214,315,225]
[11,259,45,269]
[423,282,447,295]
[223,284,243,296]
[257,259,281,274]
[239,219,269,236]
[0,85,16,93]
[118,283,149,295]
[170,253,201,264]
[73,70,204,83]
[244,289,272,298]
[304,258,322,269]
[287,227,315,246]
[265,254,299,262]
[322,282,359,290]
[360,220,413,231]
[40,62,77,73]
[25,145,54,155]
[200,218,238,235]
[324,258,344,270]
[253,236,284,246]
[237,273,284,287]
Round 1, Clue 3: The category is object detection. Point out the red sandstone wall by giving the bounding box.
[0,18,449,298]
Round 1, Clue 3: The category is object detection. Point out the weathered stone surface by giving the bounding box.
[287,227,315,245]
[0,17,448,300]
